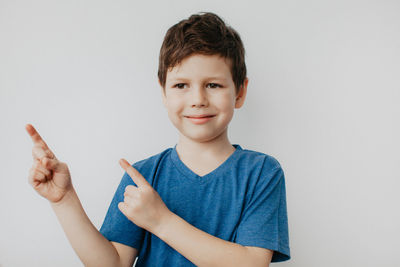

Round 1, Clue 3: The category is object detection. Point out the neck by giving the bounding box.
[175,128,235,160]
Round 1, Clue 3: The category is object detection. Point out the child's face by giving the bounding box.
[160,54,248,143]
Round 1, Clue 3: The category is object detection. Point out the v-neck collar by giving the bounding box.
[170,143,242,184]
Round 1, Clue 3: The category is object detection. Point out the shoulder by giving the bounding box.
[237,146,283,172]
[120,146,173,185]
[131,146,173,170]
[236,146,286,193]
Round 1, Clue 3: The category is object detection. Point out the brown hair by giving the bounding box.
[158,12,247,95]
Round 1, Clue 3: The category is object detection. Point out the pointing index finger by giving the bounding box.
[25,124,50,150]
[119,158,149,188]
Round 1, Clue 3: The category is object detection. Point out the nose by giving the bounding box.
[190,85,209,107]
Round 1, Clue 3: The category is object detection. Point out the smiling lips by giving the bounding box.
[185,115,215,124]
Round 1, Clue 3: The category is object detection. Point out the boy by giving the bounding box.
[26,12,290,266]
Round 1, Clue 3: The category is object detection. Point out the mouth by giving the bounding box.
[185,115,215,124]
[185,115,216,118]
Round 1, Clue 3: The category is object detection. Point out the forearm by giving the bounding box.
[153,212,257,267]
[50,187,121,267]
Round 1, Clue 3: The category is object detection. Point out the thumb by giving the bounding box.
[118,202,127,215]
[41,157,62,171]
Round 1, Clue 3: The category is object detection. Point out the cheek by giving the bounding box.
[216,95,236,111]
[166,99,184,118]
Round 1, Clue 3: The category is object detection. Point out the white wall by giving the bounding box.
[1,0,399,266]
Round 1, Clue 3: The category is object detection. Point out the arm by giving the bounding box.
[51,187,136,267]
[117,158,273,267]
[26,124,136,266]
[153,211,272,267]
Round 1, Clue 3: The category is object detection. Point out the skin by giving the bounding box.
[26,124,73,203]
[160,53,249,175]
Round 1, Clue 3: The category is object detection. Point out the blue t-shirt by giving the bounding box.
[99,144,290,265]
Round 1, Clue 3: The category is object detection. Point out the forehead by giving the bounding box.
[167,54,232,81]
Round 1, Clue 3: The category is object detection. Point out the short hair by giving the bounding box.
[158,12,247,95]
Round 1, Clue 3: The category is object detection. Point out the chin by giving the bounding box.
[183,129,226,143]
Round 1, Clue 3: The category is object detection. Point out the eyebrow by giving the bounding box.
[170,76,227,82]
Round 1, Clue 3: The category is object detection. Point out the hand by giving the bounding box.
[26,124,73,203]
[118,158,172,233]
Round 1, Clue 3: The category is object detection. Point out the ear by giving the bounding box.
[235,77,249,109]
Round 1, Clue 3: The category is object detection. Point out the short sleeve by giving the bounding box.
[99,167,145,250]
[234,161,291,262]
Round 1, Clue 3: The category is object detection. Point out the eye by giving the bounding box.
[173,83,222,89]
[207,83,222,89]
[173,83,187,89]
